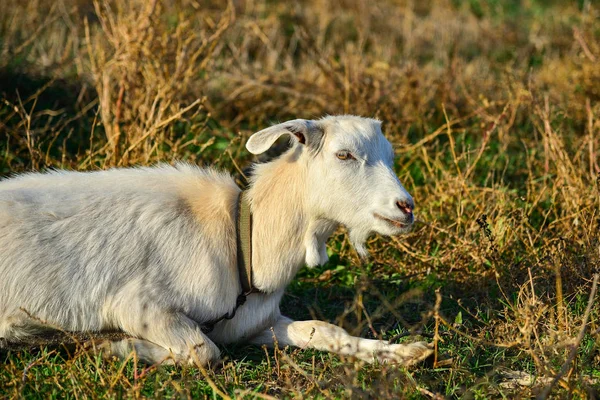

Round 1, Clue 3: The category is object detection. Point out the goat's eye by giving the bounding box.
[336,150,354,160]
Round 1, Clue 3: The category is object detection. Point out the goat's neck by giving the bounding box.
[247,151,337,293]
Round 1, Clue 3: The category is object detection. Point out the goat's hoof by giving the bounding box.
[187,341,221,368]
[381,341,434,366]
[87,339,119,361]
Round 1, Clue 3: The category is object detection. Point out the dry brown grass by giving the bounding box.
[1,0,599,398]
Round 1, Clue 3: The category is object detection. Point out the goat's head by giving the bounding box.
[246,115,414,257]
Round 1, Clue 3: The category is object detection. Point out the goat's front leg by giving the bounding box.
[250,316,432,366]
[106,305,221,366]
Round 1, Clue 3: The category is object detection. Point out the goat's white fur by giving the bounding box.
[0,115,431,366]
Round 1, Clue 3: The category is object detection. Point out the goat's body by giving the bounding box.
[0,116,433,366]
[0,165,250,341]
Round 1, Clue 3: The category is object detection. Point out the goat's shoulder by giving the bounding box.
[169,163,240,229]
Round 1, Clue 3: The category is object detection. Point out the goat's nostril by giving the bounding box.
[396,201,413,215]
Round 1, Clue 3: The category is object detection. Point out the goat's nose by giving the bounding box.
[396,200,413,215]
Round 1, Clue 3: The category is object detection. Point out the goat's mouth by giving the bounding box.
[374,213,410,228]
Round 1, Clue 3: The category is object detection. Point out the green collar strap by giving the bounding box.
[236,190,255,296]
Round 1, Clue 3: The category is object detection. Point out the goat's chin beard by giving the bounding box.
[348,223,413,260]
[392,224,413,235]
[349,228,370,259]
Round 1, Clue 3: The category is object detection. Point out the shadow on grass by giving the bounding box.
[0,69,97,174]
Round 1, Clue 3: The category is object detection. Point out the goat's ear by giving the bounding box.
[246,119,324,155]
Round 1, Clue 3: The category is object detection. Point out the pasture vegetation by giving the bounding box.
[0,0,599,398]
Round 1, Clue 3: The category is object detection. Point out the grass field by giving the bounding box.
[1,0,599,398]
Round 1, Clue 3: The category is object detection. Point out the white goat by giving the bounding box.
[0,115,432,366]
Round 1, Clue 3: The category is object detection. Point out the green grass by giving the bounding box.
[3,285,595,398]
